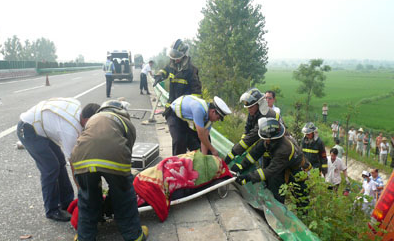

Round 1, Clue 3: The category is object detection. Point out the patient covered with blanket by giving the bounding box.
[68,151,232,229]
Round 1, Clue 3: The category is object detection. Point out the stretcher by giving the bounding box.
[137,174,237,213]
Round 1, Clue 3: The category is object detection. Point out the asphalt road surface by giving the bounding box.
[0,69,158,240]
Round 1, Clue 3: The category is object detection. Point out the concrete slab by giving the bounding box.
[177,222,227,241]
[172,196,216,223]
[212,191,258,231]
[230,229,271,241]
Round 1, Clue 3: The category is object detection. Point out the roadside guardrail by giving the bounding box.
[153,83,320,241]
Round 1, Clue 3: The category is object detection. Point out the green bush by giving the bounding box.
[280,169,382,241]
[213,113,245,144]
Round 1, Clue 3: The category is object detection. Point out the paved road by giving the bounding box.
[0,69,278,240]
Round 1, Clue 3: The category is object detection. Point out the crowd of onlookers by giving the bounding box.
[325,120,391,214]
[330,122,394,167]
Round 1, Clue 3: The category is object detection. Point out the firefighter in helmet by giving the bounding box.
[231,117,311,203]
[301,122,327,175]
[224,88,282,165]
[153,39,202,118]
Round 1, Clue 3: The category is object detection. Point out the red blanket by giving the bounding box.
[134,151,232,221]
[68,151,232,229]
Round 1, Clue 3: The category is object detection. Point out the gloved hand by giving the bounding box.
[162,103,172,118]
[235,174,251,185]
[153,75,164,87]
[230,163,243,173]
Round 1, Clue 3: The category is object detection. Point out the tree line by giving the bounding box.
[1,35,58,62]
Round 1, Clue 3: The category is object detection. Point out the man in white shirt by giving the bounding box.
[326,148,349,191]
[17,98,99,221]
[140,60,154,95]
[265,90,280,114]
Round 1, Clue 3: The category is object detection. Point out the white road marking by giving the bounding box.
[14,85,45,93]
[72,77,82,80]
[0,126,16,139]
[73,82,105,98]
[0,77,43,85]
[0,81,106,139]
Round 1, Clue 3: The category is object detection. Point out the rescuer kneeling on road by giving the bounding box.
[301,122,328,176]
[17,98,100,221]
[224,88,283,165]
[231,117,311,204]
[167,95,231,156]
[70,100,148,241]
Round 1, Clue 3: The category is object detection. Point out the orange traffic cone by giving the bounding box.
[45,75,50,86]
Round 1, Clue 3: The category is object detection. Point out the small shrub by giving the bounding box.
[280,169,383,241]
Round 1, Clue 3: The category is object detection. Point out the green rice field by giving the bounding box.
[259,69,394,133]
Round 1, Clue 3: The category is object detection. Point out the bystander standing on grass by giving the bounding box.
[379,137,389,165]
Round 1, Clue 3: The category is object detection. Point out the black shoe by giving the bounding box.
[46,209,71,222]
[146,92,151,95]
[107,95,111,98]
[140,91,144,95]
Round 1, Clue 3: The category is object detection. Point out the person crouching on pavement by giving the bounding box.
[70,100,148,241]
[166,95,231,156]
[231,117,312,204]
[17,98,100,221]
[224,88,283,165]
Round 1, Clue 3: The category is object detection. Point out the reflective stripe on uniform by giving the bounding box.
[275,111,279,121]
[159,69,167,76]
[168,73,175,79]
[289,141,295,161]
[104,61,113,73]
[135,232,144,241]
[257,168,266,181]
[321,164,328,168]
[246,152,256,164]
[73,159,131,172]
[302,148,319,154]
[101,112,128,134]
[239,139,249,149]
[32,98,81,140]
[263,152,270,157]
[173,95,210,129]
[228,152,235,160]
[171,78,188,84]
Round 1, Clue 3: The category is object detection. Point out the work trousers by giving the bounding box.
[105,75,113,97]
[167,110,200,155]
[16,121,74,215]
[76,172,142,241]
[140,73,148,92]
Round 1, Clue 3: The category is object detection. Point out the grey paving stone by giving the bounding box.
[230,229,271,241]
[177,222,226,241]
[172,196,216,224]
[213,191,258,231]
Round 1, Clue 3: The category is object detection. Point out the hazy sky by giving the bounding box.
[1,0,393,62]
